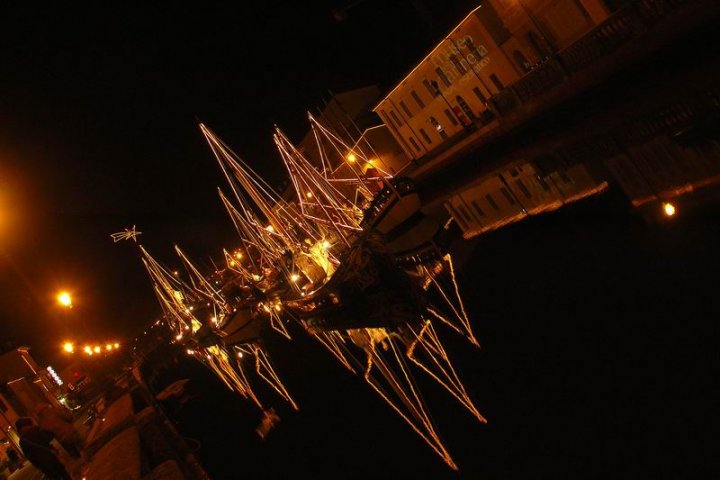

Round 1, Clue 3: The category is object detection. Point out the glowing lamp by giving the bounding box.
[662,202,676,217]
[57,292,72,308]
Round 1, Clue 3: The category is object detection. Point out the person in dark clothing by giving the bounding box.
[15,417,72,480]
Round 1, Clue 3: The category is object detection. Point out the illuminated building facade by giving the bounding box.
[374,1,611,160]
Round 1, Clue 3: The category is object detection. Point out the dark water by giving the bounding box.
[147,187,719,479]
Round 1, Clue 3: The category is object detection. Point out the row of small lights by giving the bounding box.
[63,342,120,355]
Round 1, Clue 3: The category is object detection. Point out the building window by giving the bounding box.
[436,67,451,87]
[431,116,448,140]
[490,74,505,91]
[537,175,551,192]
[444,109,458,126]
[450,54,467,75]
[558,169,572,183]
[423,79,439,97]
[471,200,486,217]
[389,110,403,127]
[408,136,421,152]
[515,179,532,198]
[472,87,486,103]
[448,205,468,230]
[457,204,473,225]
[500,187,516,205]
[399,101,413,118]
[419,128,432,145]
[464,36,488,61]
[485,193,500,211]
[411,90,425,108]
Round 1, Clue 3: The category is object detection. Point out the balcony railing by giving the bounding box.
[512,58,566,102]
[559,6,639,73]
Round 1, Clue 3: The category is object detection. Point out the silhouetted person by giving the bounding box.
[35,402,83,458]
[15,417,72,480]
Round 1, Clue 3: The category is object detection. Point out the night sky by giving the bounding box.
[0,1,476,363]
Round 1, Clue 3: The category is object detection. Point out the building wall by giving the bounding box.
[374,0,611,159]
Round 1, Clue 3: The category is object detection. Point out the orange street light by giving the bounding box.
[83,346,93,355]
[57,291,73,308]
[93,346,101,354]
[105,344,113,351]
[114,342,120,349]
[662,202,676,217]
[346,152,357,163]
[63,342,74,354]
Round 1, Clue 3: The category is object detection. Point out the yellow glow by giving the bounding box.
[290,274,300,282]
[367,159,375,166]
[322,240,330,250]
[187,349,195,355]
[235,251,243,259]
[265,225,274,232]
[346,153,357,162]
[106,344,113,351]
[229,259,237,266]
[93,346,101,354]
[63,342,74,354]
[663,202,676,217]
[114,343,120,348]
[83,346,92,355]
[252,274,261,281]
[176,333,183,341]
[237,351,243,358]
[57,292,72,308]
[306,191,313,198]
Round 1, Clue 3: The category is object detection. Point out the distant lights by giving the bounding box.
[290,274,300,282]
[346,153,357,163]
[57,291,73,308]
[662,202,676,217]
[63,342,74,354]
[93,346,101,354]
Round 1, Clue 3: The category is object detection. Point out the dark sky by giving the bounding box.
[0,1,475,364]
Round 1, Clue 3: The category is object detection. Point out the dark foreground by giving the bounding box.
[146,186,718,479]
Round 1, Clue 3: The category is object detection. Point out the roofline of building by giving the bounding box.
[372,3,483,111]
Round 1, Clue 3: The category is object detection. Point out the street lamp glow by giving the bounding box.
[63,342,74,354]
[93,346,101,354]
[114,342,120,349]
[57,291,73,308]
[106,344,113,351]
[663,202,676,217]
[83,346,92,355]
[346,153,357,163]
